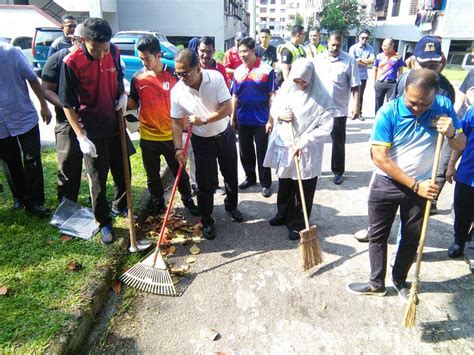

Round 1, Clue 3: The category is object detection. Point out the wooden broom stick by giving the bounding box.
[402,132,444,327]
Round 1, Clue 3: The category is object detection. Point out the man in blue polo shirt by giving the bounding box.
[231,37,278,197]
[347,69,465,301]
[446,105,474,258]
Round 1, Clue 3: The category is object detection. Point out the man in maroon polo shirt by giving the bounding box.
[59,18,129,244]
[198,36,229,88]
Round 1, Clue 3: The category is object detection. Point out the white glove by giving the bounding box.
[78,136,98,158]
[115,94,128,113]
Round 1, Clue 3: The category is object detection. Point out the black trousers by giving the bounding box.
[453,181,474,246]
[238,124,271,188]
[55,121,83,202]
[83,135,128,228]
[375,80,396,113]
[140,139,192,206]
[359,79,367,113]
[435,139,452,198]
[276,176,318,231]
[0,124,44,206]
[368,175,426,288]
[331,116,347,175]
[0,136,25,202]
[191,125,238,225]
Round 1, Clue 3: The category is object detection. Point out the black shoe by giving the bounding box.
[239,179,256,190]
[11,199,24,211]
[392,280,415,304]
[183,199,200,216]
[288,229,300,241]
[448,242,464,258]
[333,174,344,185]
[261,187,272,198]
[353,228,369,242]
[269,216,286,226]
[25,204,50,218]
[150,203,165,216]
[201,223,216,240]
[346,282,386,296]
[227,208,243,222]
[430,202,438,215]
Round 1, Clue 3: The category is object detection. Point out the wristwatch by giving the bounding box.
[447,130,458,139]
[202,118,208,125]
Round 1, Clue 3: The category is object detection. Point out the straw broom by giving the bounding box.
[290,122,323,271]
[402,132,444,327]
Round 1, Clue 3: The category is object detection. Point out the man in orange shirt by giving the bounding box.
[128,35,198,216]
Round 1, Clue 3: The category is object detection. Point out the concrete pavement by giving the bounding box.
[88,74,474,353]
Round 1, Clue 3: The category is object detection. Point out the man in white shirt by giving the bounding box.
[314,31,361,185]
[171,49,243,240]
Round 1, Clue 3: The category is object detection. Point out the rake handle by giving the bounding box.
[152,125,192,266]
[290,121,310,230]
[117,109,138,252]
[412,133,444,279]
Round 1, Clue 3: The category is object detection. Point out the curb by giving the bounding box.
[45,167,172,354]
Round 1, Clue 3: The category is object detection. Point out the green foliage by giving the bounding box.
[214,50,225,64]
[0,143,148,352]
[286,12,304,31]
[320,0,372,35]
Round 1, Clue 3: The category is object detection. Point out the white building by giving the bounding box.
[2,0,250,51]
[373,0,474,62]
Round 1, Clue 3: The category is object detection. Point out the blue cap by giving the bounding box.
[414,36,442,62]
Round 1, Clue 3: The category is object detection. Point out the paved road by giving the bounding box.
[88,74,474,353]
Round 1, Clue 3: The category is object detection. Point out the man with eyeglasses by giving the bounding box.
[47,15,77,58]
[349,29,375,120]
[171,49,243,240]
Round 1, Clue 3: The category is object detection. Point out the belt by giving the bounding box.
[377,79,396,83]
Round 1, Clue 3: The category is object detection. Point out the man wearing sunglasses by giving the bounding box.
[47,15,77,58]
[171,49,243,240]
[349,29,375,121]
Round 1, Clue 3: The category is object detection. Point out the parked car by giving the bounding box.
[111,31,178,82]
[0,36,33,65]
[32,27,63,77]
[462,53,474,70]
[270,36,284,48]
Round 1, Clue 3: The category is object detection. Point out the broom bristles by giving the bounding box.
[300,226,323,271]
[402,282,419,328]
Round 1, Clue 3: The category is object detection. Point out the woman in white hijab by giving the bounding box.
[263,58,335,240]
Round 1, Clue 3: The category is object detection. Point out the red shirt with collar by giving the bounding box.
[224,46,243,81]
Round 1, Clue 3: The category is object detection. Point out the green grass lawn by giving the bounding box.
[0,142,148,352]
[443,67,468,85]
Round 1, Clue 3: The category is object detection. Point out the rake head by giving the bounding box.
[120,252,177,296]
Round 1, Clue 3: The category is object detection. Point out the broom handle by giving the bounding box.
[152,125,192,265]
[290,122,310,230]
[118,109,138,252]
[412,133,444,278]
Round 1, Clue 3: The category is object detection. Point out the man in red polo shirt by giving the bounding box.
[128,34,198,217]
[59,18,129,244]
[224,31,245,81]
[198,36,229,88]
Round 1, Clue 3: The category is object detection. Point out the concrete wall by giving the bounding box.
[116,0,233,51]
[0,5,60,37]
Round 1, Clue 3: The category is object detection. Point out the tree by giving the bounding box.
[286,12,304,31]
[320,0,373,35]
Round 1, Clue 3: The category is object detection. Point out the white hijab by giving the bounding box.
[271,58,335,146]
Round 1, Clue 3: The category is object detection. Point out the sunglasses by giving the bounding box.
[174,69,193,78]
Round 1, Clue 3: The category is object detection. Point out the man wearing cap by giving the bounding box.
[48,15,77,58]
[42,24,84,203]
[349,29,375,120]
[374,38,404,113]
[224,31,245,81]
[347,69,465,301]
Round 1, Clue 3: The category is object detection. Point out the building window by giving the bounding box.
[260,17,267,21]
[269,17,275,21]
[409,0,419,15]
[260,7,267,12]
[260,0,268,4]
[280,17,285,21]
[281,0,286,4]
[270,8,275,13]
[289,14,295,20]
[280,8,286,12]
[391,0,401,16]
[270,0,276,3]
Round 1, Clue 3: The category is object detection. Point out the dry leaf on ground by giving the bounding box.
[0,287,8,296]
[186,256,197,264]
[189,244,200,255]
[112,280,121,294]
[66,261,82,271]
[192,223,202,236]
[203,328,220,341]
[168,246,177,256]
[60,235,72,242]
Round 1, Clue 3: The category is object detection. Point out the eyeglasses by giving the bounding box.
[174,69,193,78]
